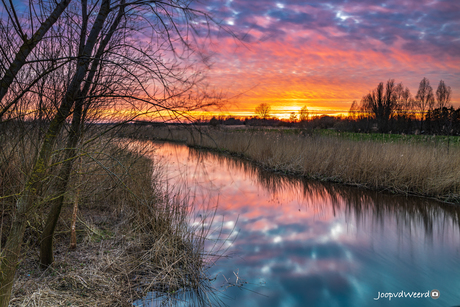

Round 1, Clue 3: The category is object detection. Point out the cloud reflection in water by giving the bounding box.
[151,141,460,307]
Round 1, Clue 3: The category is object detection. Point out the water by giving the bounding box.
[144,141,460,307]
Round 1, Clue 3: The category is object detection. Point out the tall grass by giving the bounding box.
[1,127,219,306]
[149,127,460,202]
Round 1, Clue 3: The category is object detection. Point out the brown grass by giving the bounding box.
[1,127,219,306]
[147,126,460,203]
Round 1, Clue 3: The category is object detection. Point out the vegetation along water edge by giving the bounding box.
[1,131,219,306]
[132,125,460,204]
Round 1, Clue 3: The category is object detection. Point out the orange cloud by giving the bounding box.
[202,25,459,118]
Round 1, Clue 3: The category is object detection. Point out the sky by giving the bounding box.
[191,0,460,118]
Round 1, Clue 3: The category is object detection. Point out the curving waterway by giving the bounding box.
[142,141,460,307]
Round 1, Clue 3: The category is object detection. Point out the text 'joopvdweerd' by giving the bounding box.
[374,289,440,301]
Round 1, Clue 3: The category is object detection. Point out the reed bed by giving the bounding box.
[149,127,460,203]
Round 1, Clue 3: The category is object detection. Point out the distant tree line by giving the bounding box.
[347,77,456,135]
[205,78,456,135]
[207,104,307,127]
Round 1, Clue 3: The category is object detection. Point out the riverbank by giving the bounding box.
[1,136,214,306]
[141,126,460,204]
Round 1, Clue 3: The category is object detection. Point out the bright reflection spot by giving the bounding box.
[331,224,343,238]
[311,251,317,259]
[273,235,282,243]
[227,18,235,26]
[276,2,284,9]
[192,221,210,228]
[224,220,235,229]
[261,265,270,274]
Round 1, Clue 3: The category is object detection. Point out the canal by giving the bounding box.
[142,141,460,306]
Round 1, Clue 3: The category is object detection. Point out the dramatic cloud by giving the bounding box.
[192,0,460,117]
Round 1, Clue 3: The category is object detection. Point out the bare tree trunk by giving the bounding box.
[0,1,110,304]
[40,101,83,267]
[69,157,81,249]
[40,0,125,267]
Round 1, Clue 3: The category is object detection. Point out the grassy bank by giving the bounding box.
[1,133,215,306]
[145,126,460,203]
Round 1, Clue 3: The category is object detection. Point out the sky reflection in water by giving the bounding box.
[150,141,460,307]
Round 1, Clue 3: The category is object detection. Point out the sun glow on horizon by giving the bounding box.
[200,0,460,119]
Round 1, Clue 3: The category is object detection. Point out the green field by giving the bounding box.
[317,129,460,146]
[232,127,460,147]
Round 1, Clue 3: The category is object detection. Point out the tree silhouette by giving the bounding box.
[361,79,399,132]
[0,0,71,120]
[348,100,359,120]
[415,77,435,131]
[436,80,452,109]
[255,103,271,120]
[396,84,413,114]
[299,105,309,122]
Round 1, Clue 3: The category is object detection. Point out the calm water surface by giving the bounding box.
[146,141,460,307]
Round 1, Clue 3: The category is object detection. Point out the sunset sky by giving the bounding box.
[192,0,460,118]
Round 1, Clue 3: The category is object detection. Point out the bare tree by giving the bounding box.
[398,84,413,111]
[415,77,435,131]
[255,102,271,120]
[299,105,309,122]
[0,0,72,120]
[348,100,359,120]
[0,1,115,302]
[394,83,414,119]
[361,79,399,132]
[436,80,452,109]
[0,0,221,304]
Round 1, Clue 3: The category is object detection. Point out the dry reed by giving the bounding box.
[1,128,219,306]
[148,126,460,203]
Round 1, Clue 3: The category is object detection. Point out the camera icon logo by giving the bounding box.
[431,289,440,299]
